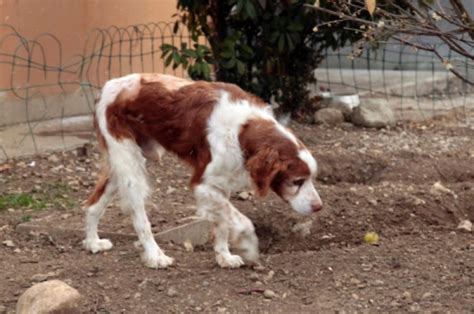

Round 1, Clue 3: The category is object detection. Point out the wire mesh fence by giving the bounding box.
[1,22,473,160]
[314,42,474,123]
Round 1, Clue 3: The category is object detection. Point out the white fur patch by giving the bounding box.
[203,91,275,192]
[298,149,318,176]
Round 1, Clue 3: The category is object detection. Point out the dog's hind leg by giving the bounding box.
[83,169,117,253]
[111,139,174,269]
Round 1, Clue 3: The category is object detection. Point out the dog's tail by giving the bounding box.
[86,74,150,210]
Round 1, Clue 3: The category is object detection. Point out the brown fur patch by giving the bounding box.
[239,119,310,198]
[85,171,109,206]
[105,80,221,186]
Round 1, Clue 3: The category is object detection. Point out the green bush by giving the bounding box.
[161,0,380,114]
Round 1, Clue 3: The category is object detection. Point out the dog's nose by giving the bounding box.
[311,202,323,212]
[312,203,322,212]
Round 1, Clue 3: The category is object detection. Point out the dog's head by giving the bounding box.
[242,120,323,215]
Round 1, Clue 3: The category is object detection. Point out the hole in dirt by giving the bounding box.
[317,154,389,185]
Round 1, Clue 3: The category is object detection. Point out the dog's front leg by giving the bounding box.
[194,184,259,268]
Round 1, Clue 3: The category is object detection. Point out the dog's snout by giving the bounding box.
[311,202,323,213]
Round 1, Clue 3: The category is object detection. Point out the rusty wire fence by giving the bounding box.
[1,22,473,160]
[0,22,193,160]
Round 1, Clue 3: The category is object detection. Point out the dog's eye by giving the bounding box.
[293,179,305,187]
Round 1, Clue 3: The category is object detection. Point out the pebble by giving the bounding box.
[457,220,472,233]
[263,270,274,282]
[402,291,412,302]
[350,278,361,285]
[249,272,260,281]
[422,292,433,300]
[167,287,178,297]
[2,240,15,247]
[31,272,57,283]
[263,289,276,299]
[253,264,265,271]
[47,154,59,163]
[237,191,251,200]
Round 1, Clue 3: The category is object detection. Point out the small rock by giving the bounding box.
[263,270,275,282]
[138,279,150,290]
[373,279,384,286]
[422,292,433,300]
[390,300,401,307]
[167,287,178,297]
[183,240,194,252]
[202,281,209,287]
[249,272,260,281]
[314,108,345,125]
[16,280,81,313]
[31,272,57,283]
[409,303,420,312]
[47,154,59,163]
[361,263,373,271]
[166,186,176,194]
[350,278,361,285]
[351,293,359,300]
[2,240,15,247]
[430,181,457,198]
[402,291,413,302]
[253,264,266,272]
[263,289,276,299]
[350,99,395,128]
[237,191,251,200]
[457,220,472,233]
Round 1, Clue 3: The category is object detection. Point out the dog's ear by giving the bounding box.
[246,147,285,197]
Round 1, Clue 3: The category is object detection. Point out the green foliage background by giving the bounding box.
[162,0,378,113]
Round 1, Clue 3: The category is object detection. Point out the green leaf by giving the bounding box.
[286,34,294,51]
[287,21,304,32]
[183,49,197,58]
[202,63,211,79]
[220,50,234,59]
[244,0,257,19]
[277,35,285,53]
[269,32,279,43]
[164,54,173,67]
[236,60,246,74]
[172,51,181,65]
[222,58,236,69]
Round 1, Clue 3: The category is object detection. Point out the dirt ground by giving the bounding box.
[1,121,473,313]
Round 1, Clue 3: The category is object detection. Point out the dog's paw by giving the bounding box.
[237,234,259,263]
[216,253,244,268]
[142,252,175,269]
[83,238,113,253]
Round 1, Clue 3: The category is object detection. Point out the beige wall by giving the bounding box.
[0,0,182,94]
[0,0,194,126]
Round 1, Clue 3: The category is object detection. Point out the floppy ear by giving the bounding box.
[246,147,284,197]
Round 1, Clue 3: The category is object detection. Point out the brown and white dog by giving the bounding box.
[84,73,323,269]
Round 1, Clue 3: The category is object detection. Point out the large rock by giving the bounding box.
[314,108,345,125]
[350,99,395,128]
[17,280,81,314]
